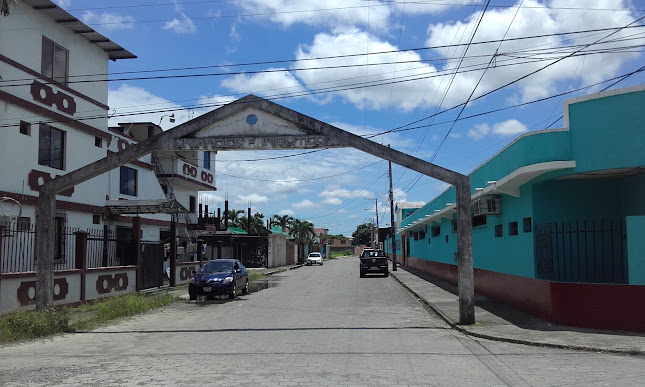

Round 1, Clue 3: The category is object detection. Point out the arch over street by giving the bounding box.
[35,95,474,323]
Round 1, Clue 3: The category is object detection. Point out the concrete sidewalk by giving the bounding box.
[390,264,645,355]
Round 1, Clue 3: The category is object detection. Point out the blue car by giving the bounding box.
[189,259,249,300]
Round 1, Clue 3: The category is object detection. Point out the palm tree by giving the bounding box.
[226,209,245,228]
[289,218,315,263]
[271,214,293,232]
[239,212,268,235]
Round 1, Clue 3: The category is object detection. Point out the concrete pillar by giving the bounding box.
[132,217,142,290]
[74,231,88,302]
[197,239,203,265]
[0,225,4,273]
[101,224,109,267]
[456,179,475,325]
[35,191,56,309]
[169,218,177,287]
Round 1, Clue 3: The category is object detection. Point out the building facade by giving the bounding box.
[395,86,645,331]
[0,1,215,313]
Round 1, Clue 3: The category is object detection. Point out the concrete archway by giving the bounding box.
[35,95,474,323]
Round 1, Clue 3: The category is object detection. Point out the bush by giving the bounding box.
[0,307,70,342]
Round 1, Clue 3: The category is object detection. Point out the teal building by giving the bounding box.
[387,85,645,331]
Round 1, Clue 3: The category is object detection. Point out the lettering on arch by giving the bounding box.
[175,135,329,151]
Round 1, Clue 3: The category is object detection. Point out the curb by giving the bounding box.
[390,271,645,357]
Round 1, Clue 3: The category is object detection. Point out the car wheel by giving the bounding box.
[189,292,197,300]
[242,279,249,295]
[229,281,237,299]
[360,271,365,278]
[384,271,389,277]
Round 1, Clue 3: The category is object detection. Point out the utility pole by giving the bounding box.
[388,145,397,271]
[365,198,379,248]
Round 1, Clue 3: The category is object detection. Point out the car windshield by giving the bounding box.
[309,253,321,257]
[199,261,234,273]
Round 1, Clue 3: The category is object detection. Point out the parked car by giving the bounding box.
[359,249,389,277]
[189,259,249,300]
[306,252,323,266]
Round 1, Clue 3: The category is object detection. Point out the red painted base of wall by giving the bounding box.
[406,256,645,332]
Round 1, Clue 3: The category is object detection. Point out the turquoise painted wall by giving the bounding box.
[401,87,645,282]
[568,89,645,174]
[627,216,645,285]
[470,130,571,191]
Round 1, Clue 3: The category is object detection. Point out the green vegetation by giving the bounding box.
[331,250,353,258]
[352,223,373,245]
[0,292,176,342]
[70,292,176,331]
[248,271,267,282]
[0,307,70,342]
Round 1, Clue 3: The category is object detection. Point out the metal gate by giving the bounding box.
[239,236,268,268]
[535,219,627,284]
[141,243,164,289]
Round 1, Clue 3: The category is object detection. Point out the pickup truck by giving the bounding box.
[359,249,389,277]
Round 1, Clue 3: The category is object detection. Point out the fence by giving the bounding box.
[535,219,627,284]
[1,222,128,273]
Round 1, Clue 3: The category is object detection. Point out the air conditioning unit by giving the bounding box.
[472,195,501,216]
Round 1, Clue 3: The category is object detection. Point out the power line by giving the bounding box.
[3,25,643,86]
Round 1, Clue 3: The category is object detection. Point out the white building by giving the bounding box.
[0,1,215,313]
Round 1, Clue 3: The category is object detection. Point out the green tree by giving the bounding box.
[289,218,315,262]
[239,212,268,235]
[226,209,245,228]
[271,214,293,232]
[351,223,373,246]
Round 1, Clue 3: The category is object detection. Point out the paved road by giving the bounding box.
[1,257,643,386]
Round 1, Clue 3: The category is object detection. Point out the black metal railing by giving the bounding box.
[535,219,627,284]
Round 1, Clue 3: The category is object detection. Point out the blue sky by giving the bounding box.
[56,0,645,236]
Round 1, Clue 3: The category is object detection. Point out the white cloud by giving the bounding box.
[493,119,527,137]
[163,12,196,34]
[293,199,317,209]
[467,123,491,141]
[322,197,343,205]
[425,0,643,105]
[235,0,390,30]
[221,69,306,97]
[294,28,443,111]
[81,11,135,31]
[279,209,295,216]
[108,85,235,130]
[467,119,527,140]
[392,188,407,202]
[237,193,269,204]
[54,0,72,9]
[320,184,374,199]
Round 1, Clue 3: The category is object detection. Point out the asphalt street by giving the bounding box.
[1,257,643,386]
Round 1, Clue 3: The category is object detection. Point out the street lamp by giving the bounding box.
[159,113,175,126]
